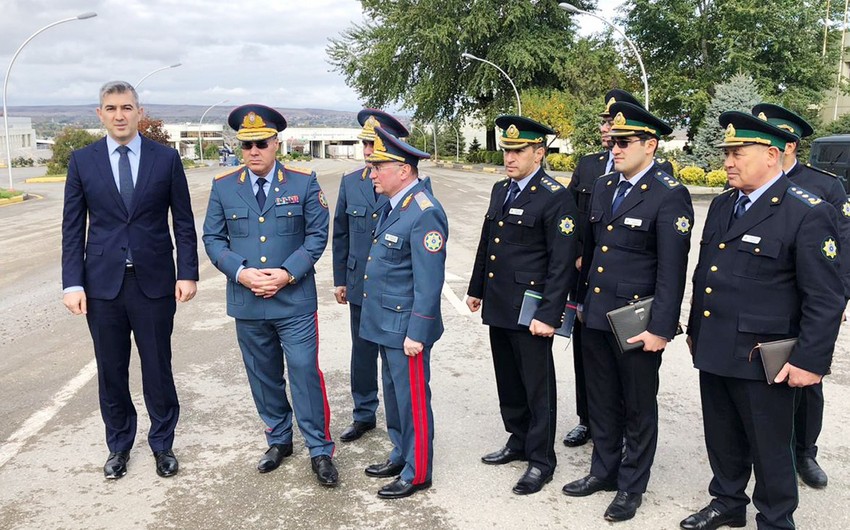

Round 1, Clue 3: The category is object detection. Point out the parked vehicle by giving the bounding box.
[809,134,850,195]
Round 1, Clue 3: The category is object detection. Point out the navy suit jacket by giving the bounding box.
[62,135,199,300]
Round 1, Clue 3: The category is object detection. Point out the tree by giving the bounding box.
[621,0,836,139]
[139,116,171,146]
[468,137,482,154]
[195,142,221,160]
[48,127,100,175]
[690,74,763,170]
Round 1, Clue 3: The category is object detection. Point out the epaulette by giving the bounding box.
[215,165,245,181]
[539,176,563,192]
[284,164,312,176]
[598,171,616,180]
[655,157,666,163]
[787,186,823,207]
[805,163,839,178]
[653,170,681,189]
[414,191,434,210]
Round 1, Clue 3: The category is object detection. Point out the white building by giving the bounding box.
[163,123,225,159]
[0,117,37,160]
[280,127,364,159]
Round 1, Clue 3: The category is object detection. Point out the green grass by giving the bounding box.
[0,188,24,199]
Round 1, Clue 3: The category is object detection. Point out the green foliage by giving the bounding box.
[568,100,607,158]
[48,127,100,175]
[690,74,762,170]
[11,157,34,168]
[466,150,504,165]
[546,153,574,172]
[678,166,706,185]
[181,158,196,168]
[0,187,24,199]
[705,169,728,187]
[195,142,220,160]
[469,137,482,154]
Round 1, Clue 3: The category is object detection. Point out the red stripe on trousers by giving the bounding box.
[408,352,429,484]
[313,312,333,450]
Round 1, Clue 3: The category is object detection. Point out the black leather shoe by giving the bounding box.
[154,449,178,478]
[680,505,746,529]
[563,424,591,447]
[512,466,553,495]
[604,491,642,522]
[798,456,828,489]
[562,474,617,497]
[311,455,339,487]
[366,459,405,478]
[340,421,376,442]
[481,446,526,465]
[377,477,432,499]
[104,451,130,479]
[257,443,293,473]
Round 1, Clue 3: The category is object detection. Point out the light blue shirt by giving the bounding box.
[512,165,539,193]
[248,166,274,199]
[736,171,784,212]
[613,161,653,204]
[105,133,141,189]
[389,179,421,209]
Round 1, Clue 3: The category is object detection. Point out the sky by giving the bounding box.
[0,0,620,112]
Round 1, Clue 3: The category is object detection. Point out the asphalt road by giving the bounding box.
[0,159,848,529]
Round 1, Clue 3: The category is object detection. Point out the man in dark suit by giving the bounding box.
[358,127,447,499]
[563,89,675,447]
[203,104,338,487]
[681,112,844,530]
[749,103,850,490]
[467,116,579,495]
[62,80,198,480]
[332,109,408,443]
[562,102,693,523]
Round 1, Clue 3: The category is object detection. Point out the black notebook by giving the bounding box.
[606,297,653,353]
[750,338,796,384]
[517,290,576,337]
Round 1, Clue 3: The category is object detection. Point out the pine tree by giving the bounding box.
[690,74,763,170]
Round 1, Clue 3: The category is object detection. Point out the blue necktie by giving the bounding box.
[729,195,750,229]
[611,180,632,214]
[255,177,267,209]
[117,145,133,211]
[503,181,520,214]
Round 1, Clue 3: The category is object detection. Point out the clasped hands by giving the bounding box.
[239,267,292,298]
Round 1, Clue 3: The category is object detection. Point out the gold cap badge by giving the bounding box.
[506,124,520,139]
[725,123,736,140]
[613,112,626,126]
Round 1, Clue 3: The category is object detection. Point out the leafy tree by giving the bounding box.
[689,74,762,170]
[195,142,221,160]
[621,0,836,139]
[48,127,99,174]
[139,116,171,146]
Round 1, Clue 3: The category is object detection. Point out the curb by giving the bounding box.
[24,176,66,183]
[0,194,26,207]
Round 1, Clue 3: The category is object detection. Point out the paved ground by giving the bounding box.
[0,159,848,529]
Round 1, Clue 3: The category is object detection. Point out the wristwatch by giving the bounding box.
[284,269,296,285]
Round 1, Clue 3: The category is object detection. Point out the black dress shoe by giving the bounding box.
[340,421,377,442]
[365,459,405,478]
[104,451,130,480]
[562,474,617,497]
[680,505,746,529]
[563,424,591,447]
[481,446,526,465]
[377,477,432,499]
[512,466,553,495]
[257,443,293,473]
[311,455,339,487]
[154,449,179,478]
[797,456,828,489]
[604,491,642,522]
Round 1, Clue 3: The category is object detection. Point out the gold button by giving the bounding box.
[602,246,609,252]
[710,266,718,272]
[373,238,377,244]
[498,221,504,227]
[633,295,639,300]
[490,255,496,261]
[367,256,372,261]
[705,287,712,294]
[363,293,367,298]
[754,248,760,253]
[353,210,358,214]
[488,272,494,278]
[287,212,292,216]
[531,185,537,191]
[597,266,604,273]
[231,214,237,219]
[260,256,267,263]
[530,281,535,286]
[517,220,522,225]
[372,213,378,218]
[718,243,726,249]
[259,216,265,223]
[396,305,402,310]
[363,275,368,280]
[260,236,266,242]
[703,310,711,317]
[607,225,613,231]
[593,287,601,294]
[494,238,501,244]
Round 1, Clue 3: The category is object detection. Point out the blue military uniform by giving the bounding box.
[359,127,447,494]
[685,112,844,529]
[573,102,693,503]
[203,105,334,460]
[332,109,407,431]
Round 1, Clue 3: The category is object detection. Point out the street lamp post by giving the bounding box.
[461,52,522,115]
[559,2,650,110]
[199,98,229,165]
[448,122,461,162]
[135,62,181,89]
[432,123,438,161]
[3,11,97,190]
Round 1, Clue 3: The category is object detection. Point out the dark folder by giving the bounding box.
[606,297,654,353]
[750,338,796,384]
[517,290,576,337]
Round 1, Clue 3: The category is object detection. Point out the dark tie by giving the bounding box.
[503,181,520,214]
[255,177,267,209]
[117,145,133,211]
[377,201,392,230]
[611,180,632,214]
[729,195,750,229]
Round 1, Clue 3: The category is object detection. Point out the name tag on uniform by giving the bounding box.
[509,208,524,216]
[742,234,761,244]
[624,217,642,227]
[385,233,399,243]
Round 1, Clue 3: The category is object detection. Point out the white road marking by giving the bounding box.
[442,281,476,319]
[0,359,98,469]
[476,195,489,201]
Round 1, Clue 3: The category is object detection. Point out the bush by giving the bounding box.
[678,166,706,185]
[12,156,34,167]
[181,158,196,168]
[667,158,681,179]
[546,153,574,171]
[705,169,728,187]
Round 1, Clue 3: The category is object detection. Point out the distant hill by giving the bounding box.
[6,104,376,137]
